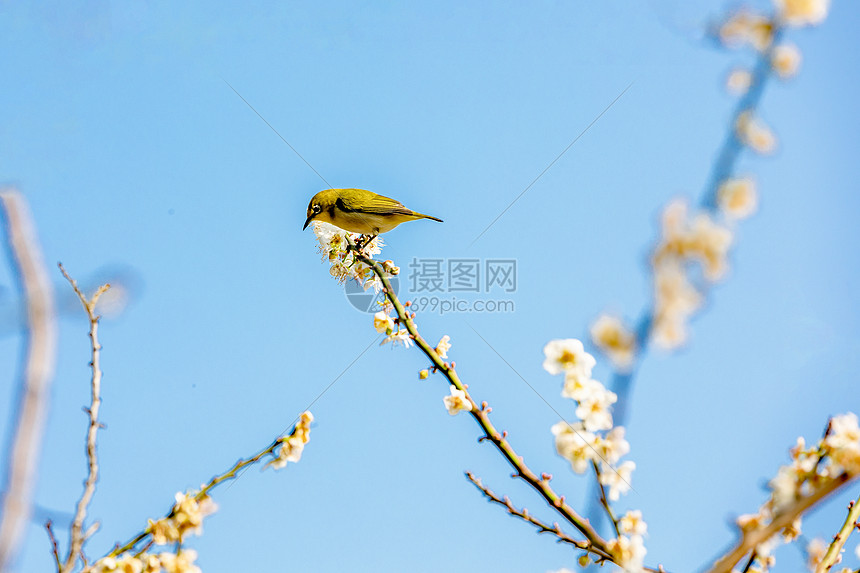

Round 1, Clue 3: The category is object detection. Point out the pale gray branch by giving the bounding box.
[0,189,58,572]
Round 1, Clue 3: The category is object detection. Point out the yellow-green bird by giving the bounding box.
[302,188,443,235]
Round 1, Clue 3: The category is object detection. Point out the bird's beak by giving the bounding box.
[302,215,313,231]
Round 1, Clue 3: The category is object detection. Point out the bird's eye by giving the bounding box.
[313,204,321,214]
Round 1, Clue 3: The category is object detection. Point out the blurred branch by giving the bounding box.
[0,190,58,572]
[706,471,857,573]
[347,237,619,564]
[816,494,860,573]
[57,264,110,573]
[590,23,788,532]
[610,22,785,439]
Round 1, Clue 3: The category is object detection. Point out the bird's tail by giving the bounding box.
[414,212,443,223]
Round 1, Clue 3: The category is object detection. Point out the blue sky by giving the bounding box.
[1,1,859,572]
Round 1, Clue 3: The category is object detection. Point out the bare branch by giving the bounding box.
[465,472,595,552]
[58,263,110,573]
[0,190,58,572]
[45,521,60,573]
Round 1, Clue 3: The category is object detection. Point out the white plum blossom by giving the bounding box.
[600,460,635,501]
[158,549,201,573]
[598,426,631,466]
[718,177,758,221]
[543,339,596,378]
[825,412,860,474]
[373,311,395,334]
[575,384,617,432]
[772,43,802,78]
[551,421,598,474]
[443,386,472,415]
[313,221,384,288]
[381,328,414,348]
[266,411,314,470]
[774,0,829,26]
[726,68,752,94]
[435,335,452,359]
[806,538,827,571]
[589,314,636,371]
[607,533,647,573]
[619,510,647,537]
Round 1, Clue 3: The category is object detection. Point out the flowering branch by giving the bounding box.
[707,472,854,573]
[606,17,786,431]
[706,413,860,573]
[0,190,58,572]
[105,411,314,561]
[816,495,860,573]
[588,1,828,534]
[58,264,110,573]
[465,472,590,550]
[344,236,618,563]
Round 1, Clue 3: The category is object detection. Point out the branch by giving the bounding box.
[591,23,788,533]
[0,190,58,572]
[706,472,858,573]
[58,264,110,573]
[817,494,860,573]
[108,414,312,557]
[45,521,60,573]
[592,460,621,539]
[465,472,595,551]
[347,237,614,562]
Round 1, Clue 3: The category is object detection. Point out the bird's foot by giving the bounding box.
[354,234,377,253]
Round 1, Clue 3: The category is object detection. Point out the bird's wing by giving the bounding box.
[335,190,414,216]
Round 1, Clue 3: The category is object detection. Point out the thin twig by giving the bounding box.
[465,472,593,551]
[46,521,60,572]
[0,190,58,572]
[817,495,860,573]
[58,263,110,573]
[592,460,621,539]
[706,471,857,573]
[347,237,614,562]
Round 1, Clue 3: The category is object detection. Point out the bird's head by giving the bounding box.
[303,190,335,230]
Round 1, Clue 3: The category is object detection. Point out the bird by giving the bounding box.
[302,188,443,236]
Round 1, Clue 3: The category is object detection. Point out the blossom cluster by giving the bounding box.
[646,2,830,354]
[650,199,731,349]
[606,510,648,573]
[373,307,412,348]
[312,222,409,346]
[719,0,829,53]
[543,339,633,498]
[145,491,217,545]
[313,221,384,289]
[85,550,201,573]
[267,410,315,470]
[719,0,828,151]
[734,413,860,572]
[84,489,216,573]
[542,339,646,571]
[589,314,636,371]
